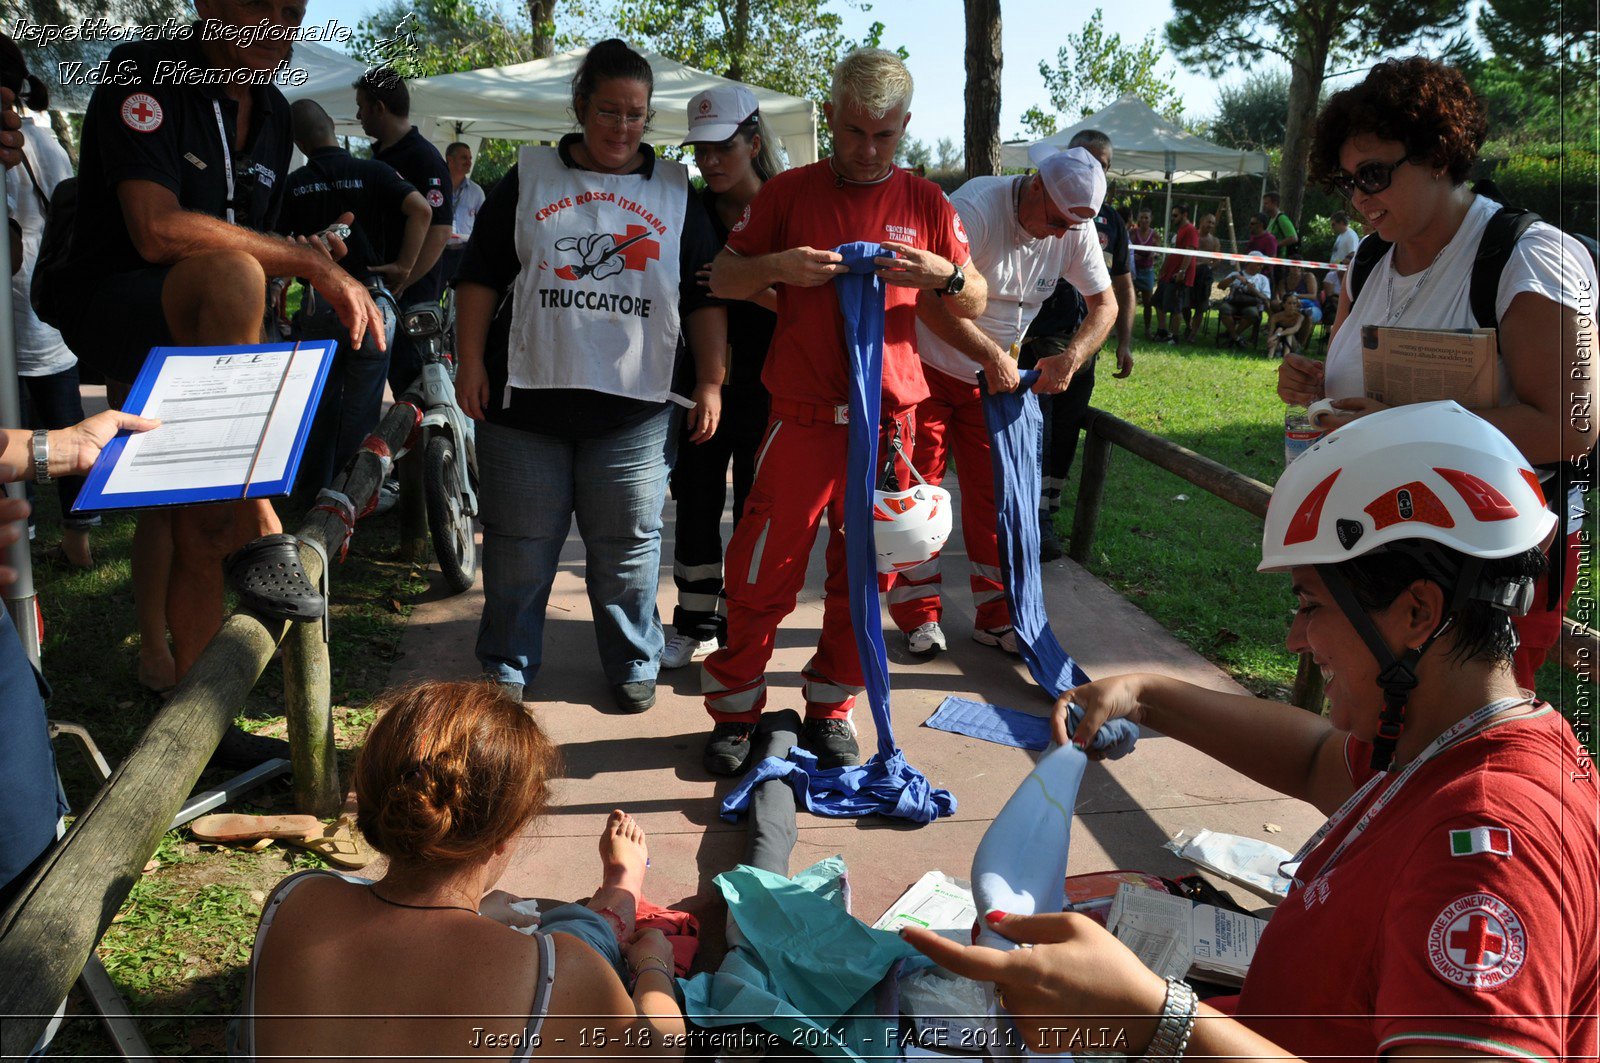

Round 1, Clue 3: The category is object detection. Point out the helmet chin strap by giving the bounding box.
[1314,558,1484,773]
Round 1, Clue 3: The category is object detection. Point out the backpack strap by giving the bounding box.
[1469,206,1539,329]
[1347,232,1392,306]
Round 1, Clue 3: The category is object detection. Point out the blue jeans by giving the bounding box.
[476,408,677,689]
[292,293,396,496]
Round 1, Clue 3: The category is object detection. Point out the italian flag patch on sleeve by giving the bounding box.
[1449,826,1512,857]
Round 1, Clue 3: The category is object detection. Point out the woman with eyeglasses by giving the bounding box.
[660,85,785,670]
[1277,56,1597,691]
[454,39,728,712]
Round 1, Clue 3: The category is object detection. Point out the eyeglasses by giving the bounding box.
[592,108,654,131]
[1327,155,1414,198]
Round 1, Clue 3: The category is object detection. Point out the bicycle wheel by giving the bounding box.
[424,431,478,594]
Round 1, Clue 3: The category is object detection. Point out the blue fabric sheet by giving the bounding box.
[721,242,956,824]
[924,695,1053,751]
[980,369,1139,759]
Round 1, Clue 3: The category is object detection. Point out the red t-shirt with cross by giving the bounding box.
[724,161,970,410]
[1235,707,1598,1060]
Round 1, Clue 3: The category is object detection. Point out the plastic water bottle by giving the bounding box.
[1284,406,1322,465]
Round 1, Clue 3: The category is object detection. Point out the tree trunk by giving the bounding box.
[727,0,750,81]
[527,0,556,57]
[1278,29,1329,229]
[963,0,1003,179]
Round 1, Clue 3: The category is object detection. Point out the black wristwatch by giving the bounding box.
[936,262,965,297]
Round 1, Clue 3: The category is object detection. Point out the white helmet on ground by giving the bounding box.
[873,483,953,574]
[1260,401,1556,573]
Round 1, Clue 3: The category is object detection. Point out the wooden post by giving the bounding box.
[281,399,424,815]
[1068,417,1112,565]
[1290,652,1326,713]
[0,611,287,1056]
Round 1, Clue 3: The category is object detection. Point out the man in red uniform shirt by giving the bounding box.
[1151,202,1198,343]
[700,48,986,776]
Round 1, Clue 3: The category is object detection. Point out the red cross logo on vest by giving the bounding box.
[1427,893,1526,989]
[121,93,164,133]
[612,224,661,271]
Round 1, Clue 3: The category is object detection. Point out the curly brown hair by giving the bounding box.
[354,681,560,866]
[1309,57,1488,191]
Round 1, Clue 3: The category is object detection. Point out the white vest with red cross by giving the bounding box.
[507,145,687,403]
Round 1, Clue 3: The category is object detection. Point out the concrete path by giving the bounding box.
[383,468,1326,965]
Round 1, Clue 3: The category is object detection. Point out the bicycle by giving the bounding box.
[400,290,479,593]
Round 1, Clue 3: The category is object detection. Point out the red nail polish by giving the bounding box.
[984,910,1009,925]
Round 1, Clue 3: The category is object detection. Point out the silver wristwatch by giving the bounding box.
[1144,977,1197,1060]
[32,429,51,484]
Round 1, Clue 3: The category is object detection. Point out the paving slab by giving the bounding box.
[385,468,1325,962]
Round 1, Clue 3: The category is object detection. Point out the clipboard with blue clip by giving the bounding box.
[73,339,337,512]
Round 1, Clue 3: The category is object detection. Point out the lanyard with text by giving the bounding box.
[212,101,235,225]
[1284,696,1543,889]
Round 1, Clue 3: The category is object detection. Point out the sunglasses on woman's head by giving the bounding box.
[1327,155,1414,198]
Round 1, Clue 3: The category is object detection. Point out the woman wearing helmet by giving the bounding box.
[899,403,1597,1060]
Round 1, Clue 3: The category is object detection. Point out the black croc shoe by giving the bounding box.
[226,534,325,621]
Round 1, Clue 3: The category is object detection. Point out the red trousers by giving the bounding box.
[1511,530,1584,690]
[702,402,914,723]
[885,368,1010,634]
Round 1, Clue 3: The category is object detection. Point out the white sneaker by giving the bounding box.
[661,632,718,669]
[372,477,401,516]
[973,626,1020,655]
[906,621,947,656]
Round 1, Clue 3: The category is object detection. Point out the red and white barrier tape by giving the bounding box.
[1130,244,1349,271]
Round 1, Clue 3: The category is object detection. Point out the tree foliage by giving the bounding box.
[1208,69,1291,151]
[1469,0,1598,152]
[1164,0,1470,228]
[1021,8,1184,139]
[351,0,538,79]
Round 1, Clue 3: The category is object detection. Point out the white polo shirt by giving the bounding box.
[916,175,1110,383]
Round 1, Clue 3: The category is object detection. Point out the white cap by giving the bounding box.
[1034,146,1106,219]
[682,85,760,145]
[1247,250,1268,258]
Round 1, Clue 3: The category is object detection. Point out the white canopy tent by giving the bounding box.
[1002,94,1271,250]
[282,44,818,166]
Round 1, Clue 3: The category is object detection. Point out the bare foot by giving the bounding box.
[138,652,177,695]
[62,529,93,570]
[599,809,648,898]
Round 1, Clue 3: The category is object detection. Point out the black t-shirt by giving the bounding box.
[67,29,292,285]
[701,185,775,390]
[454,135,720,439]
[277,147,416,283]
[374,127,452,304]
[1024,201,1130,341]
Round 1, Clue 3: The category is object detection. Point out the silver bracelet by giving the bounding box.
[1144,976,1197,1061]
[32,429,51,484]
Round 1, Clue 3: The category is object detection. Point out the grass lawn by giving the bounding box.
[1051,330,1597,719]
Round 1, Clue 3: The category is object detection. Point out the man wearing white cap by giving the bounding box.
[887,145,1115,658]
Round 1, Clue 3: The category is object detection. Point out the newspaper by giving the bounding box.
[1360,325,1498,409]
[1106,884,1269,987]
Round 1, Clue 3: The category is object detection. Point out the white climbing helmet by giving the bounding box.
[1259,401,1557,572]
[873,483,953,574]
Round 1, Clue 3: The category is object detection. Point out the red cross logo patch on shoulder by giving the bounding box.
[952,212,969,246]
[121,94,163,133]
[731,204,751,233]
[426,189,445,208]
[1426,893,1526,990]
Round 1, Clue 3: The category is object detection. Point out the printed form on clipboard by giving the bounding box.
[73,340,337,512]
[1360,325,1498,409]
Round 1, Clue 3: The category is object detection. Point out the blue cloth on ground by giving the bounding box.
[924,695,1052,751]
[680,857,930,1061]
[980,368,1139,759]
[720,242,956,824]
